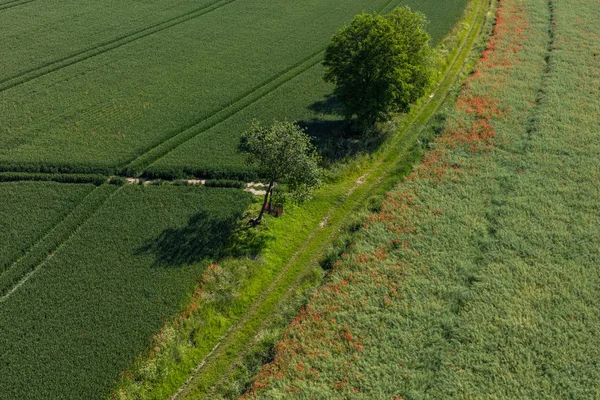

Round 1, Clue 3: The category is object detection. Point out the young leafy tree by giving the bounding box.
[323,6,432,131]
[240,120,321,224]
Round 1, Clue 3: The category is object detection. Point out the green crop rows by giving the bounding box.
[0,185,251,398]
[0,181,94,272]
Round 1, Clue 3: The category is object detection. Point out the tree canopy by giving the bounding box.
[240,120,321,223]
[323,7,432,131]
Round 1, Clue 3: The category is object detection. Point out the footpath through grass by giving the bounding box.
[112,0,490,397]
[245,0,600,397]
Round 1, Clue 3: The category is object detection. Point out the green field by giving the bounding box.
[0,0,473,398]
[0,184,251,398]
[0,181,94,272]
[0,0,467,179]
[246,0,600,397]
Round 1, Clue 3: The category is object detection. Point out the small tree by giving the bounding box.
[240,120,321,224]
[323,7,432,132]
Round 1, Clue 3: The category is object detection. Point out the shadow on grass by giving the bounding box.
[137,209,270,267]
[299,94,388,162]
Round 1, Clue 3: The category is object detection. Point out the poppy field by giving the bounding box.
[245,0,600,397]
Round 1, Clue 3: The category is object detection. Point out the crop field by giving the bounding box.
[245,0,600,397]
[0,0,467,179]
[0,0,474,398]
[0,181,94,272]
[0,184,251,398]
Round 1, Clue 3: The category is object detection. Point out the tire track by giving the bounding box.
[122,49,327,176]
[0,184,120,301]
[0,0,37,11]
[0,0,237,92]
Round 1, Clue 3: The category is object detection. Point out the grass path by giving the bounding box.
[173,0,491,396]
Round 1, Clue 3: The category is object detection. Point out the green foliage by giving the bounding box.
[241,120,322,204]
[204,179,246,189]
[324,6,432,131]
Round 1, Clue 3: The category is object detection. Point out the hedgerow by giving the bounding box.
[204,179,246,189]
[0,172,107,185]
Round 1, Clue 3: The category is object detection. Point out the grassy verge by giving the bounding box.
[112,0,491,398]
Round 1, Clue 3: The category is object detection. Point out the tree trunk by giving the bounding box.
[255,181,274,224]
[267,185,275,211]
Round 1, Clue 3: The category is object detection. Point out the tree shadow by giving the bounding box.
[299,94,388,162]
[137,209,269,268]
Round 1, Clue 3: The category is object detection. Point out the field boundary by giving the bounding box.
[0,0,238,92]
[172,0,491,396]
[0,184,120,302]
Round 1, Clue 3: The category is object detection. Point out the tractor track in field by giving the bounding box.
[0,0,37,12]
[0,185,120,302]
[172,0,491,396]
[123,51,326,176]
[0,0,238,92]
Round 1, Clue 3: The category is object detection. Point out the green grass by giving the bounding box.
[245,0,600,397]
[0,185,251,399]
[0,0,467,179]
[0,181,94,272]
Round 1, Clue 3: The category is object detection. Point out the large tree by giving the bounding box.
[240,120,321,224]
[323,7,432,131]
